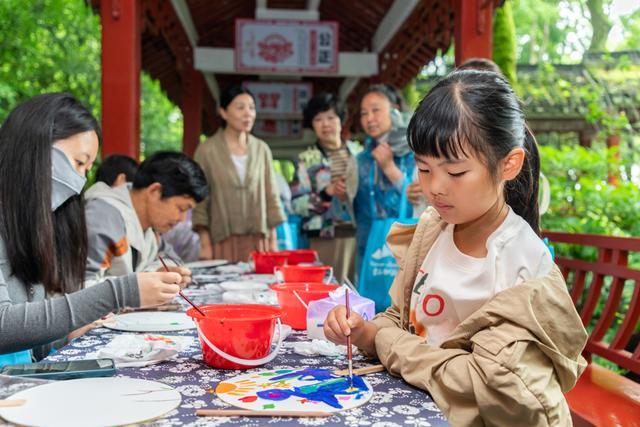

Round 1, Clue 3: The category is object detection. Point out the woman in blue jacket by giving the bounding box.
[354,85,416,277]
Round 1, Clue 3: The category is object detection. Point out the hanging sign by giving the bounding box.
[235,19,339,74]
[243,81,312,119]
[253,119,303,138]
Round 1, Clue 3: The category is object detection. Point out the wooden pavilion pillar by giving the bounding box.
[100,0,141,159]
[453,0,495,66]
[607,134,620,185]
[182,67,203,157]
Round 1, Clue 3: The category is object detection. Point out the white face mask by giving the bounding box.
[51,146,86,211]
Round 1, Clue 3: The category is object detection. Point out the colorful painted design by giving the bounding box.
[215,367,373,413]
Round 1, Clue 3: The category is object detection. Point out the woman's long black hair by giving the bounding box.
[0,93,101,293]
[407,70,541,233]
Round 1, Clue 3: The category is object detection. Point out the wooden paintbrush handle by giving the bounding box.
[0,399,26,408]
[334,364,385,376]
[196,409,332,417]
[93,318,116,326]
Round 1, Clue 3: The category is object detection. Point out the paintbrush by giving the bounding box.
[0,399,25,408]
[345,289,353,388]
[196,409,332,418]
[162,253,201,287]
[158,255,206,317]
[334,364,385,376]
[342,276,358,294]
[119,303,183,313]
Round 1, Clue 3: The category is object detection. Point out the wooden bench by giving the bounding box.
[542,231,640,427]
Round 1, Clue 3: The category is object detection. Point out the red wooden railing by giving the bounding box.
[542,231,640,375]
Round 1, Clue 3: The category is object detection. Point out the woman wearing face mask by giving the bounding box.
[193,85,286,262]
[0,93,183,363]
[354,85,417,275]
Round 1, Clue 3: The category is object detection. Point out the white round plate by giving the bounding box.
[216,367,372,413]
[220,290,278,305]
[184,259,228,269]
[0,377,181,427]
[103,312,195,332]
[219,281,269,291]
[242,274,278,284]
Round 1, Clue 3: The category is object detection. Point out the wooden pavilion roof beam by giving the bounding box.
[342,0,455,131]
[169,0,219,101]
[256,0,319,20]
[338,0,418,101]
[95,0,496,155]
[195,49,378,78]
[141,0,217,151]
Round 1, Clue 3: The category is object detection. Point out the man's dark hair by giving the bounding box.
[133,151,209,203]
[302,93,346,129]
[95,155,138,186]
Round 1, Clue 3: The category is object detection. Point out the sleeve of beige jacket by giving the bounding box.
[192,144,212,229]
[264,145,286,229]
[374,328,560,426]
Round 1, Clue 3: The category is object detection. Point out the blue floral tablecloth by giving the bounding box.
[31,266,450,426]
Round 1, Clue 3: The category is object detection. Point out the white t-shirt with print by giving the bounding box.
[409,207,554,346]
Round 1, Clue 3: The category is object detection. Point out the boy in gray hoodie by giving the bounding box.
[84,152,208,286]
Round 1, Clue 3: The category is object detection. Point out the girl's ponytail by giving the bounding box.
[504,124,540,234]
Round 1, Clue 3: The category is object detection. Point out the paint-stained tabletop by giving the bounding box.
[25,265,450,426]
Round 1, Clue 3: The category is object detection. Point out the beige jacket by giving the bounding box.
[192,129,286,243]
[372,207,588,427]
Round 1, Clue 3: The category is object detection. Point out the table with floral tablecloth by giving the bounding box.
[40,266,450,427]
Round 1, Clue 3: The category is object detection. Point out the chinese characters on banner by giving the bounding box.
[243,82,313,119]
[235,19,339,74]
[253,119,303,138]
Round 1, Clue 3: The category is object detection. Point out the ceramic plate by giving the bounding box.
[103,312,195,332]
[242,274,278,284]
[0,377,181,427]
[216,367,372,413]
[219,281,269,292]
[183,259,228,269]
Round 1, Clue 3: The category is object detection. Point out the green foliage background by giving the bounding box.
[0,0,183,159]
[492,0,517,83]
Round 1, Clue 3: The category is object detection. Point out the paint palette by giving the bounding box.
[103,312,196,332]
[215,367,372,413]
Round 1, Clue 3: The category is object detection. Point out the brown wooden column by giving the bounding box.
[182,68,203,157]
[453,0,495,66]
[100,0,141,159]
[607,134,620,185]
[579,130,594,147]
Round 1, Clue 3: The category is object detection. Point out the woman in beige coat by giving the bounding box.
[193,85,285,262]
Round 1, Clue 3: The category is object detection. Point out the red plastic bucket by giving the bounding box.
[270,283,339,330]
[251,251,288,274]
[274,265,333,283]
[281,249,319,265]
[186,304,284,370]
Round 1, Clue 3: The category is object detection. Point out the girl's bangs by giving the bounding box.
[408,89,472,160]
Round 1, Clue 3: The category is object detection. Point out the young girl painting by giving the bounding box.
[325,70,588,426]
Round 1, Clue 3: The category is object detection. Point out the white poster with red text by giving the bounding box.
[235,19,339,74]
[243,81,312,119]
[253,119,303,138]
